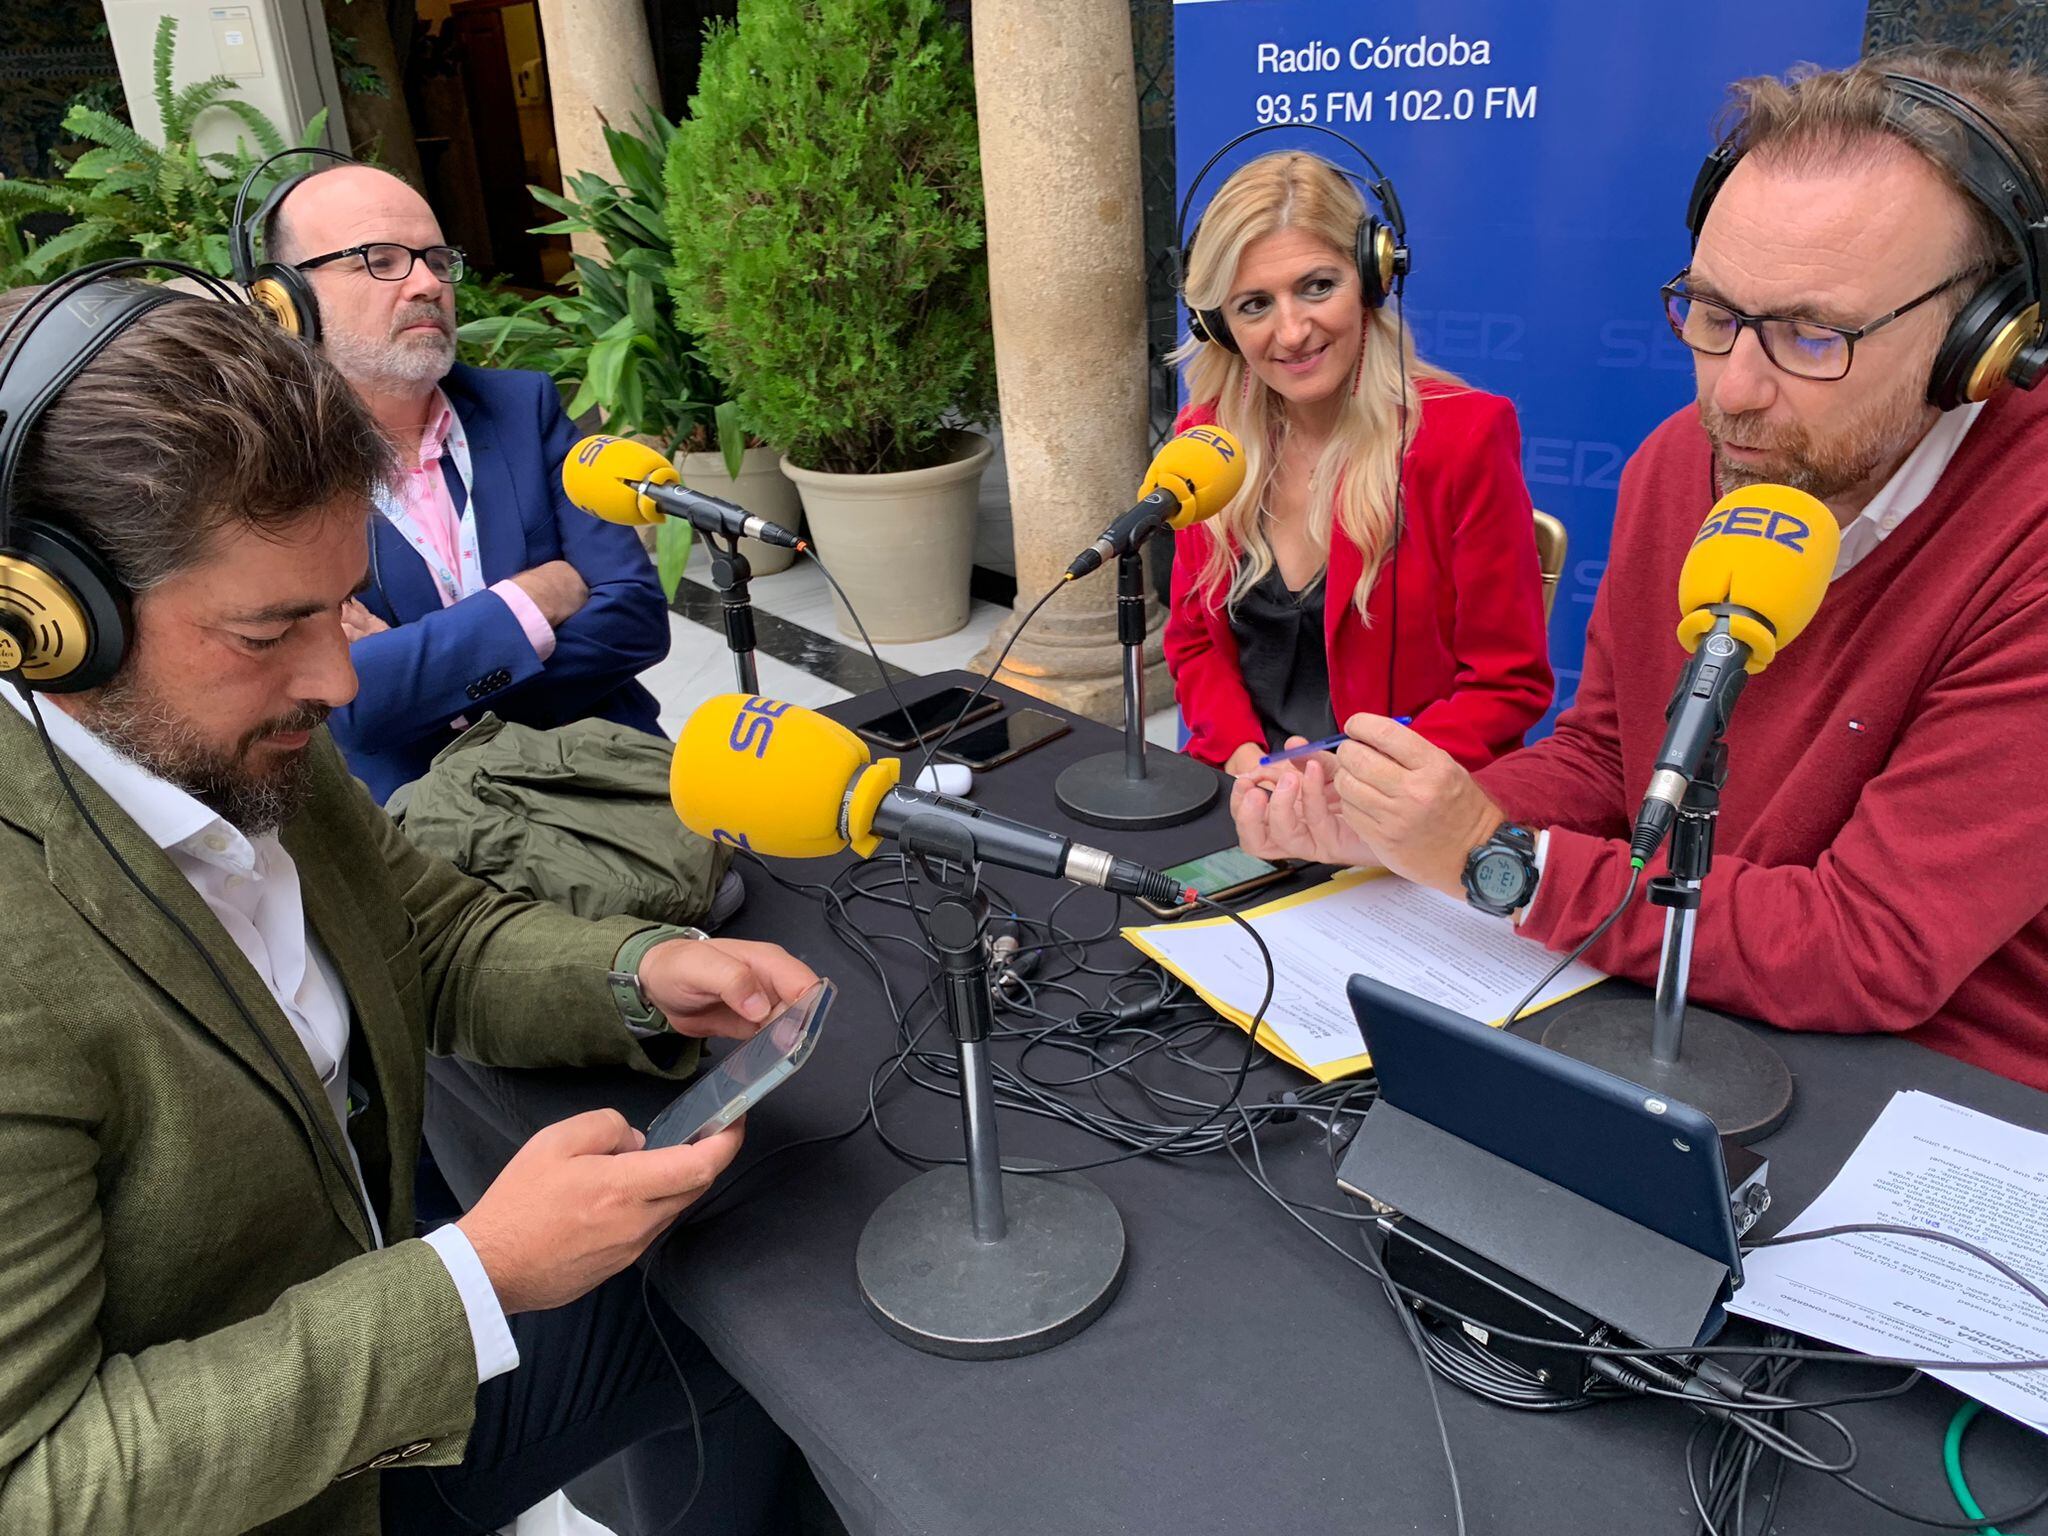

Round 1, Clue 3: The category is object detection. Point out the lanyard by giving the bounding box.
[373,402,481,609]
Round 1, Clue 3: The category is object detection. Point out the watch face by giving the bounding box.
[1473,851,1525,905]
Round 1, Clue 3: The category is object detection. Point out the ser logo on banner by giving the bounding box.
[1693,505,1813,552]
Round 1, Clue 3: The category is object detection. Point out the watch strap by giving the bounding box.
[608,925,708,1036]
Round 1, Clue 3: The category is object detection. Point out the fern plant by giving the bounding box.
[459,111,744,468]
[0,15,328,283]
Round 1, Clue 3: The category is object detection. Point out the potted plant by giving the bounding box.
[664,0,998,643]
[460,110,796,596]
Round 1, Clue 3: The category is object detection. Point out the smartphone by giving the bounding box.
[1134,845,1297,920]
[850,687,1001,751]
[642,978,835,1150]
[937,708,1072,769]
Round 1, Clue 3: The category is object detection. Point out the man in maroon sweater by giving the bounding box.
[1231,52,2048,1091]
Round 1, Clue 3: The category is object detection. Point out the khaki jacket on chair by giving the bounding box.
[0,711,699,1535]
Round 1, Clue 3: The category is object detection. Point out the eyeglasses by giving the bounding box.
[1660,267,1976,381]
[296,243,466,284]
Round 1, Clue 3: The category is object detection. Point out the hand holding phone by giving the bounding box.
[643,979,835,1149]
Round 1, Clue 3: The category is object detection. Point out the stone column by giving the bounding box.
[536,0,661,257]
[972,0,1165,722]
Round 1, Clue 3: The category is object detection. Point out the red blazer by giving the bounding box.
[1164,385,1554,769]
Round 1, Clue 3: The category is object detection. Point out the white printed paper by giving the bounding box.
[1729,1091,2048,1434]
[1126,872,1604,1071]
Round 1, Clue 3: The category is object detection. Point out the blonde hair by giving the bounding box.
[1172,151,1461,619]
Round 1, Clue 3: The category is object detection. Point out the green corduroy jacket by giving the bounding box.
[0,710,697,1534]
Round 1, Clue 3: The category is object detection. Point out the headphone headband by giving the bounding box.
[230,147,358,284]
[1174,123,1407,256]
[0,262,239,550]
[1879,73,2048,317]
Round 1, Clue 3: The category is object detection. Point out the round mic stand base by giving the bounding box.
[1055,749,1219,831]
[1052,547,1219,831]
[856,1161,1128,1360]
[1539,1002,1793,1144]
[1544,744,1792,1144]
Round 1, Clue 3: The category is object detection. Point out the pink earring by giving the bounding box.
[1239,363,1253,409]
[1350,316,1369,397]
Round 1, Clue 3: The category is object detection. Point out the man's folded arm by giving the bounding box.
[330,592,547,751]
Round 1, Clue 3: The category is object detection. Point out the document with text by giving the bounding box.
[1122,869,1605,1080]
[1729,1091,2048,1434]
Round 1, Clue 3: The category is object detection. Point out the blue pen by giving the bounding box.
[1254,718,1410,769]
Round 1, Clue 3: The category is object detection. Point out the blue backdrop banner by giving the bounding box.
[1171,0,1866,727]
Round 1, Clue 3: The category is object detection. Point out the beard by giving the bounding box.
[324,299,457,393]
[1699,376,1935,503]
[78,671,330,835]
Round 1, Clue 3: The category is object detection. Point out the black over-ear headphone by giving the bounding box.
[0,260,245,693]
[1172,123,1412,354]
[231,147,358,344]
[1685,71,2048,410]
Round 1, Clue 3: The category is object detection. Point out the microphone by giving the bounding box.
[671,694,1194,907]
[562,435,803,550]
[1630,484,1839,862]
[1065,425,1247,579]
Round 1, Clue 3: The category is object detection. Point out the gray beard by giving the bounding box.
[325,324,456,396]
[78,677,325,835]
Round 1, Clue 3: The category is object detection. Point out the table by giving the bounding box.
[427,672,2048,1536]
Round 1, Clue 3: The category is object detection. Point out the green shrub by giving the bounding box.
[0,15,327,283]
[663,0,997,476]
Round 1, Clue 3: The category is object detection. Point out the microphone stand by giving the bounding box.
[703,527,759,693]
[1541,742,1795,1143]
[856,817,1128,1357]
[1053,545,1221,830]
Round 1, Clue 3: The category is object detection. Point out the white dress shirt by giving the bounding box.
[2,688,518,1384]
[1832,400,1984,579]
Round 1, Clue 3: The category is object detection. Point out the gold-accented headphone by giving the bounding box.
[1685,72,2048,410]
[1171,123,1412,355]
[230,147,358,343]
[0,262,244,693]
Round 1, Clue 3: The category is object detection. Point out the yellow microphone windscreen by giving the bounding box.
[671,694,901,859]
[562,434,678,527]
[1676,484,1839,671]
[1138,425,1247,531]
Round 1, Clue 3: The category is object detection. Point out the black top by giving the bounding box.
[1228,563,1338,751]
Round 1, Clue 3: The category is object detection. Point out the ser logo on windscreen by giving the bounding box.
[1693,505,1811,552]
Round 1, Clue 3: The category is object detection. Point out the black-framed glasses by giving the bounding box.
[1660,267,1976,381]
[296,243,466,284]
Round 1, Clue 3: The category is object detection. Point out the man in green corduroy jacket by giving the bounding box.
[0,284,816,1533]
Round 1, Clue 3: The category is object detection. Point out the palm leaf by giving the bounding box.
[60,107,157,167]
[22,219,128,278]
[208,98,291,160]
[151,16,180,133]
[296,108,331,148]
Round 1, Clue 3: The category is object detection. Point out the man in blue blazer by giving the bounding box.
[268,165,670,804]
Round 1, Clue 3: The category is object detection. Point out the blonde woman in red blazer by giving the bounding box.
[1163,151,1554,774]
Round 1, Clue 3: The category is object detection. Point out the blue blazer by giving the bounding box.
[330,363,671,803]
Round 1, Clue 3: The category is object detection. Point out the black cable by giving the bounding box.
[1498,860,1643,1031]
[804,551,920,744]
[911,576,1068,781]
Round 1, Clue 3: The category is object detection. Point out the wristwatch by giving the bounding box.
[1462,823,1539,918]
[607,924,708,1036]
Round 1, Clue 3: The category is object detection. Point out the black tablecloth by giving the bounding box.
[427,672,2048,1536]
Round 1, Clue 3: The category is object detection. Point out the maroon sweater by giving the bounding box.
[1477,387,2048,1091]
